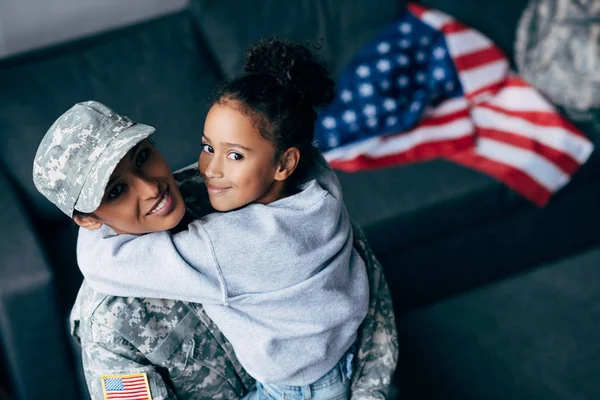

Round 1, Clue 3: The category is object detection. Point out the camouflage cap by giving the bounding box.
[33,101,155,217]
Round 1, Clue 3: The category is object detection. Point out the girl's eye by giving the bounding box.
[108,184,125,200]
[227,152,244,161]
[202,144,214,153]
[136,149,149,167]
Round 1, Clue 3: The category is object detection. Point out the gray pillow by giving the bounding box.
[189,0,406,78]
[515,0,600,133]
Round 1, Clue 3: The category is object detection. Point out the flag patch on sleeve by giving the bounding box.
[101,373,152,400]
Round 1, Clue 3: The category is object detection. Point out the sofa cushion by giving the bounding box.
[384,167,600,311]
[395,245,600,398]
[340,139,600,256]
[338,159,522,255]
[190,0,407,78]
[0,11,221,222]
[0,168,79,399]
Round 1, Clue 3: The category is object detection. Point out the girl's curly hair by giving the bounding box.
[214,37,335,187]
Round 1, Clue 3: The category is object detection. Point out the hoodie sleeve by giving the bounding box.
[76,224,228,305]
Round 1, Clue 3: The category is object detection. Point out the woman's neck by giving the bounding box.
[169,210,195,234]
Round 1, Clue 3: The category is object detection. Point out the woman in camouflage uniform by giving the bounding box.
[34,96,397,399]
[34,100,398,399]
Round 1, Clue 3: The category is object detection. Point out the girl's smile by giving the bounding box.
[204,181,232,197]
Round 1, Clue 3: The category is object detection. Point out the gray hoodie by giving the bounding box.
[77,155,369,386]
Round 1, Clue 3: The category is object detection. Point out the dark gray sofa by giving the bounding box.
[0,1,598,399]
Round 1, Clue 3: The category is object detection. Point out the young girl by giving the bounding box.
[57,39,369,399]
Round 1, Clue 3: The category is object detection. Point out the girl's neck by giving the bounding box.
[256,179,290,205]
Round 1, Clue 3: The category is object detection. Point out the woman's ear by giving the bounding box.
[274,148,301,182]
[73,214,102,230]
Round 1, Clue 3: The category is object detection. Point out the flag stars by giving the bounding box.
[433,47,446,60]
[397,76,409,88]
[340,89,353,103]
[376,59,391,72]
[342,110,357,123]
[383,98,397,111]
[396,54,410,66]
[359,83,374,97]
[322,116,337,129]
[399,23,412,34]
[363,104,377,117]
[356,65,370,78]
[398,39,411,49]
[327,134,340,148]
[315,23,465,151]
[377,42,391,54]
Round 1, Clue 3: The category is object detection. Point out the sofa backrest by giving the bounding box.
[190,0,408,78]
[0,11,222,222]
[189,0,529,80]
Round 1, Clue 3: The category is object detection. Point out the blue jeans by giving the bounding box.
[255,348,355,400]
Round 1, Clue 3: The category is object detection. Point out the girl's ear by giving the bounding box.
[73,214,102,230]
[274,148,301,182]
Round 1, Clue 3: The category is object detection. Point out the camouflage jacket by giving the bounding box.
[70,167,398,399]
[515,0,600,132]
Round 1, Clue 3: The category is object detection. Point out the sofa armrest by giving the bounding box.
[0,168,79,400]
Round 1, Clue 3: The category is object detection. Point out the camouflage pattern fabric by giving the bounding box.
[33,101,155,217]
[349,225,399,400]
[515,0,600,133]
[70,166,398,399]
[70,283,254,399]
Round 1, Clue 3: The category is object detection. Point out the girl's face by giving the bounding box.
[199,103,289,212]
[77,140,186,234]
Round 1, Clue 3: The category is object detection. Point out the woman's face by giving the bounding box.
[80,140,186,234]
[198,103,288,212]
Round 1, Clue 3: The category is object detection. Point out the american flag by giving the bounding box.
[315,3,594,206]
[101,374,152,400]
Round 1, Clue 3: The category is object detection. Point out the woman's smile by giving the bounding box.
[147,187,175,216]
[79,141,188,234]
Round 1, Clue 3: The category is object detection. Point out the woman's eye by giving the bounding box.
[136,149,149,166]
[202,144,214,153]
[108,184,125,200]
[227,152,244,161]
